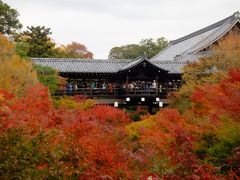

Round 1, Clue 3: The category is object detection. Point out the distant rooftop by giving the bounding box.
[150,11,240,62]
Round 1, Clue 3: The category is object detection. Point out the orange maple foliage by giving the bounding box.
[1,69,240,179]
[191,69,240,122]
[0,83,132,178]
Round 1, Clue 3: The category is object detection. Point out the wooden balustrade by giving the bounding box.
[54,87,177,98]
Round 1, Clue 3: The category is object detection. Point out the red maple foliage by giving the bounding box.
[191,69,240,121]
[1,69,240,179]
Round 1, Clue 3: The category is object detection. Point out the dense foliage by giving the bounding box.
[53,41,93,59]
[0,34,38,97]
[15,26,94,59]
[0,69,239,178]
[108,37,168,59]
[0,0,22,35]
[33,64,67,94]
[0,33,239,178]
[171,31,240,113]
[19,26,56,58]
[0,84,132,179]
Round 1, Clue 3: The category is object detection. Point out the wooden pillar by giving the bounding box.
[166,74,170,96]
[73,80,77,95]
[90,79,93,96]
[126,75,129,95]
[156,76,159,95]
[106,78,109,95]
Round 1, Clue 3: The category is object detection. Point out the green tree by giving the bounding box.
[0,0,22,35]
[140,37,168,58]
[33,64,64,94]
[15,41,30,58]
[108,37,168,59]
[108,44,141,59]
[21,26,55,57]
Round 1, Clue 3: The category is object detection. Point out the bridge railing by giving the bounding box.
[54,87,177,98]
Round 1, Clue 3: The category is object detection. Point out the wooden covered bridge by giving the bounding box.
[33,57,186,109]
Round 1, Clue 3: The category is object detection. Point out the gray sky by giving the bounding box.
[4,0,240,58]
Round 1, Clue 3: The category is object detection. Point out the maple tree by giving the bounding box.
[189,69,240,173]
[171,31,240,113]
[0,83,133,178]
[53,41,93,59]
[0,33,67,95]
[0,69,240,179]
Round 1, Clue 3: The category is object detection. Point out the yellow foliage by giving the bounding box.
[182,31,240,87]
[171,31,240,112]
[81,99,96,110]
[0,33,14,59]
[54,96,95,110]
[0,34,38,96]
[126,117,155,140]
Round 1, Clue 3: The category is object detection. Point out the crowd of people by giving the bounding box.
[126,80,157,90]
[65,80,182,93]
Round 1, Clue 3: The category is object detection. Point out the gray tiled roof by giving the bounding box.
[119,58,145,70]
[119,56,163,71]
[32,58,131,73]
[32,58,188,74]
[154,61,188,74]
[151,11,240,62]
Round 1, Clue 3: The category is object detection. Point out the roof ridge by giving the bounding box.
[153,60,188,64]
[192,17,240,53]
[119,57,171,72]
[170,13,234,45]
[32,58,132,63]
[177,17,233,57]
[183,15,240,57]
[119,57,145,71]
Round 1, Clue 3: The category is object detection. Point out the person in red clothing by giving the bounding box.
[108,83,113,94]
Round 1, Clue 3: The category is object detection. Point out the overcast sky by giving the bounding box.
[4,0,240,58]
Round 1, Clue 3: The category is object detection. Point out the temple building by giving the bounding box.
[32,11,240,109]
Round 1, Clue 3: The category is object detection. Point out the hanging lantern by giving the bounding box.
[159,102,163,107]
[114,102,118,107]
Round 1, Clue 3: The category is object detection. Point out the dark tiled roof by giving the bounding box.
[32,58,188,74]
[119,58,145,71]
[32,58,131,73]
[150,11,240,62]
[154,61,188,74]
[119,56,164,71]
